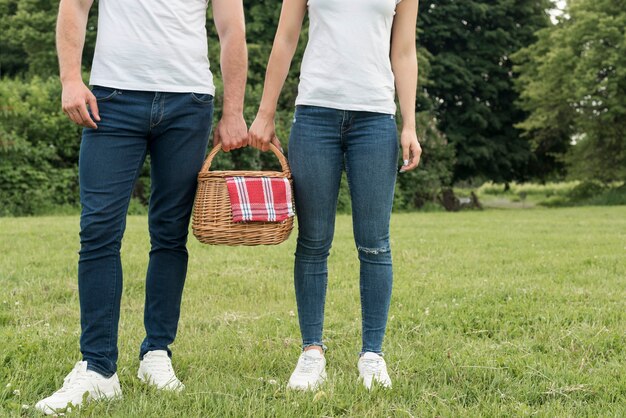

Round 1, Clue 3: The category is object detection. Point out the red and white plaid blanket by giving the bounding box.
[225,177,294,222]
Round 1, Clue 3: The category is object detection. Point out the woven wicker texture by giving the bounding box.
[192,143,294,246]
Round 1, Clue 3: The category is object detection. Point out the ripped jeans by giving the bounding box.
[288,105,399,354]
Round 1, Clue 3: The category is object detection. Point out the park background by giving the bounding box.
[1,0,625,416]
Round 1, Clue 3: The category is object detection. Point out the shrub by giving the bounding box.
[587,185,626,206]
[0,77,81,216]
[566,181,607,202]
[393,113,455,210]
[1,77,456,215]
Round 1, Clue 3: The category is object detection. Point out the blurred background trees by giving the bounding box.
[1,0,624,215]
[514,0,626,184]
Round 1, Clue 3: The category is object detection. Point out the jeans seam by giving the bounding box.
[105,146,148,371]
[360,268,365,352]
[190,93,214,105]
[105,243,116,374]
[93,89,119,103]
[150,94,165,129]
[156,95,165,126]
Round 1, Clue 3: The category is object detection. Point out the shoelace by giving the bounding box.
[57,365,90,394]
[297,356,322,375]
[145,357,174,377]
[360,359,385,377]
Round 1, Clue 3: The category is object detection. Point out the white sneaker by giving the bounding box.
[358,352,392,390]
[35,361,122,415]
[287,350,327,391]
[138,350,184,391]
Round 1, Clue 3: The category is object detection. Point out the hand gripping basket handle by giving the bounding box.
[200,143,290,175]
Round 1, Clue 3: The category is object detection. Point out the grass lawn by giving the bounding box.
[1,207,625,417]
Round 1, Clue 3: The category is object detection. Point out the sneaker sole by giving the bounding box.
[287,370,327,391]
[137,370,184,392]
[35,391,122,416]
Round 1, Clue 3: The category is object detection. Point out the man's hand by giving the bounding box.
[62,79,100,129]
[248,113,282,152]
[212,0,248,152]
[399,129,422,173]
[213,113,248,152]
[57,0,96,128]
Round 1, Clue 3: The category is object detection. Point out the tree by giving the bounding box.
[0,0,456,214]
[417,0,551,183]
[514,0,626,182]
[0,0,98,78]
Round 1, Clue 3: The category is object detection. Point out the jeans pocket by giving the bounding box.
[190,92,214,105]
[91,86,119,102]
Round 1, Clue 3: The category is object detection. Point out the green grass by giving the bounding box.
[1,207,625,417]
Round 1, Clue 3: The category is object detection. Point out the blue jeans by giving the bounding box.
[288,105,399,354]
[78,86,213,377]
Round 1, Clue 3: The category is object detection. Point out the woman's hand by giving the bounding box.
[248,113,282,152]
[399,129,422,173]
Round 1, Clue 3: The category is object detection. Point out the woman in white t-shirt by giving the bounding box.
[249,0,421,390]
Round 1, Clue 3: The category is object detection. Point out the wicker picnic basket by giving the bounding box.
[192,143,294,246]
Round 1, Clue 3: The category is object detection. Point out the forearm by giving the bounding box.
[392,53,418,131]
[56,0,92,84]
[257,37,300,118]
[219,27,248,116]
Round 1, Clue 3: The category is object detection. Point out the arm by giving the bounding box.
[248,0,307,152]
[212,0,248,152]
[391,0,422,172]
[56,0,99,128]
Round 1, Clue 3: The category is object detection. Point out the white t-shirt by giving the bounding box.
[296,0,402,115]
[90,0,215,94]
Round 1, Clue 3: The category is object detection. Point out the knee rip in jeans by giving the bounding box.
[357,245,390,255]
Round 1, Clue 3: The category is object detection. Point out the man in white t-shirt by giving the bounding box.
[36,0,248,414]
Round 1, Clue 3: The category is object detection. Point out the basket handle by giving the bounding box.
[200,143,290,175]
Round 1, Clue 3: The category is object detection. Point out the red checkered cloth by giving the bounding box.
[225,177,294,222]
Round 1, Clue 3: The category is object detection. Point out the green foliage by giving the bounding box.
[543,181,626,207]
[394,113,455,210]
[478,181,579,197]
[0,0,458,216]
[475,180,625,208]
[0,0,98,77]
[514,0,626,183]
[586,184,626,206]
[566,180,607,201]
[0,77,81,215]
[418,0,552,183]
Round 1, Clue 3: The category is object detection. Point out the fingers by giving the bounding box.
[87,93,100,122]
[61,85,98,128]
[240,134,249,148]
[260,135,270,152]
[248,131,261,151]
[406,146,421,171]
[65,106,96,129]
[213,124,223,149]
[216,116,248,152]
[271,136,283,153]
[399,145,411,173]
[77,102,98,129]
[63,108,79,125]
[401,141,422,172]
[403,151,410,167]
[247,131,270,152]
